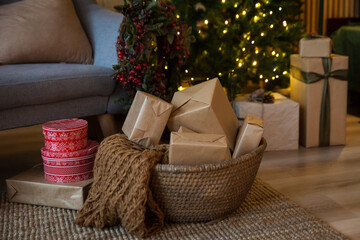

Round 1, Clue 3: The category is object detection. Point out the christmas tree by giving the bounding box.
[172,0,303,100]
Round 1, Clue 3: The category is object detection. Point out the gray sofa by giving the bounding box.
[0,0,126,132]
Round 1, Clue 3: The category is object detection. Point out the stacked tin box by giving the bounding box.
[41,119,98,183]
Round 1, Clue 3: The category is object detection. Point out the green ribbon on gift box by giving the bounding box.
[290,58,348,147]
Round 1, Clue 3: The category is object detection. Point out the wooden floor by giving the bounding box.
[0,112,360,239]
[258,113,360,240]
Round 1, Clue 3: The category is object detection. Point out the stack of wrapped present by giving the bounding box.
[41,119,98,183]
[6,118,98,210]
[122,78,264,165]
[290,35,348,147]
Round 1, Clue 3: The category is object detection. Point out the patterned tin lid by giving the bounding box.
[41,140,98,158]
[42,119,88,132]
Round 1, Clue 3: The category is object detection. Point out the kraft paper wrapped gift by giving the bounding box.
[299,37,331,58]
[178,126,195,133]
[6,165,92,210]
[290,54,348,147]
[167,78,238,150]
[233,93,299,151]
[122,91,173,148]
[169,132,231,165]
[233,114,264,159]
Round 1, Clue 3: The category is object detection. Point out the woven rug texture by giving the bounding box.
[0,179,348,240]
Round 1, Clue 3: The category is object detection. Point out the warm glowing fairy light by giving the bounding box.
[259,74,263,79]
[265,79,269,83]
[270,24,274,28]
[261,32,265,36]
[283,20,287,27]
[236,58,239,61]
[273,68,276,72]
[185,69,188,73]
[276,53,279,57]
[276,75,279,78]
[251,40,255,44]
[252,61,257,66]
[178,86,183,91]
[176,14,180,19]
[272,76,275,80]
[218,72,222,76]
[177,31,180,35]
[279,7,282,11]
[255,49,259,54]
[236,14,239,18]
[191,77,194,80]
[271,51,276,55]
[238,62,243,67]
[269,11,273,15]
[165,65,168,70]
[283,71,288,75]
[242,10,247,15]
[242,48,246,51]
[255,3,261,8]
[204,19,209,24]
[223,29,228,34]
[225,20,229,24]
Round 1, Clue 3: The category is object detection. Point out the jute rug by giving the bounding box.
[0,179,348,240]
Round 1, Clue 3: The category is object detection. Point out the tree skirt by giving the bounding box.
[0,179,349,240]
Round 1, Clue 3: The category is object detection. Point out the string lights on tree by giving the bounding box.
[172,0,303,100]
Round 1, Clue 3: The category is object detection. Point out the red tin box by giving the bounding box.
[41,141,98,166]
[42,119,88,152]
[44,171,93,183]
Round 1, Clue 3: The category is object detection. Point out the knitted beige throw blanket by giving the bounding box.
[76,134,166,238]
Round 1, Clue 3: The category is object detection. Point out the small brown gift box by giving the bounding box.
[169,132,231,165]
[167,78,238,150]
[6,165,92,210]
[299,37,331,58]
[290,54,348,147]
[122,91,173,148]
[233,114,264,159]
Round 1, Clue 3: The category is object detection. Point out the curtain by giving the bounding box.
[301,0,360,34]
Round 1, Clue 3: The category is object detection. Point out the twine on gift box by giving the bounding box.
[290,58,348,146]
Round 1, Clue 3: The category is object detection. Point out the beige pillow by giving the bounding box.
[0,0,93,64]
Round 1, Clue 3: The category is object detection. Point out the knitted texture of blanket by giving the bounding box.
[75,134,166,238]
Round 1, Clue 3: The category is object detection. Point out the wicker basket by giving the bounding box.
[150,138,267,223]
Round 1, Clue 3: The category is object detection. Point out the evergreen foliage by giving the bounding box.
[172,0,303,100]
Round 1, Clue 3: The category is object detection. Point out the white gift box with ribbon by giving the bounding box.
[233,93,299,151]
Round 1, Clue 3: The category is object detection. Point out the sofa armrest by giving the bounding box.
[73,0,123,68]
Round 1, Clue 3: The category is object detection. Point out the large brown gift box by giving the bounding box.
[122,91,173,148]
[299,37,331,58]
[6,165,92,210]
[169,132,231,165]
[290,54,348,147]
[167,78,238,150]
[233,93,299,151]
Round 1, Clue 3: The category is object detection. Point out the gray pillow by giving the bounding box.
[0,0,93,64]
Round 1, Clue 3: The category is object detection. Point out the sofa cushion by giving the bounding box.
[0,0,93,64]
[0,64,116,110]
